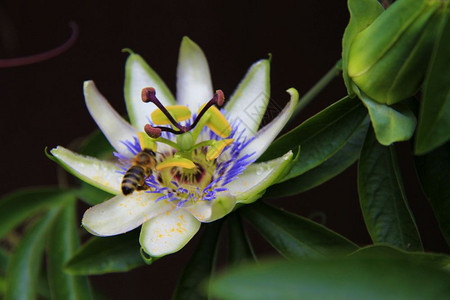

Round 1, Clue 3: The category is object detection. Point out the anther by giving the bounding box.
[144,124,162,138]
[141,87,155,103]
[145,124,184,136]
[216,89,225,107]
[142,87,183,131]
[188,90,225,131]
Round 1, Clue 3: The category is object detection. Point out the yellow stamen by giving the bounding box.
[156,157,196,171]
[206,139,234,161]
[198,105,231,138]
[151,105,192,125]
[138,132,157,151]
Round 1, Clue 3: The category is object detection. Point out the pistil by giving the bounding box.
[141,87,225,137]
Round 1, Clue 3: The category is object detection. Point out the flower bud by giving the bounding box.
[348,0,443,105]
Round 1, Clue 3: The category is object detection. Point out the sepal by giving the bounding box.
[228,151,294,204]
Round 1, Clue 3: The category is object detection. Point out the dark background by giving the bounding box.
[0,0,447,299]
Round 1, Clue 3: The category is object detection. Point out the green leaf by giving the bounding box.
[357,88,417,145]
[0,248,9,297]
[350,244,450,270]
[173,220,223,300]
[64,230,143,275]
[414,142,450,246]
[227,212,256,266]
[415,5,450,155]
[241,202,358,259]
[0,188,74,239]
[342,0,384,95]
[358,127,422,251]
[76,184,113,206]
[0,248,9,275]
[36,270,51,300]
[0,278,6,298]
[209,256,450,300]
[259,96,367,181]
[5,209,60,300]
[265,118,368,197]
[78,129,114,159]
[47,202,93,300]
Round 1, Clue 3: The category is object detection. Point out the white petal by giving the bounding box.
[84,81,138,157]
[155,141,172,154]
[225,59,270,137]
[176,37,213,109]
[186,192,236,223]
[82,192,172,236]
[139,208,200,257]
[124,51,176,130]
[51,146,122,194]
[227,151,294,204]
[239,88,299,160]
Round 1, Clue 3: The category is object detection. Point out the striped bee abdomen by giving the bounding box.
[121,165,148,195]
[121,148,156,196]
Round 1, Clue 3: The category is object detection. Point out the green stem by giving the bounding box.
[190,140,215,151]
[155,137,180,151]
[290,59,342,122]
[191,113,209,142]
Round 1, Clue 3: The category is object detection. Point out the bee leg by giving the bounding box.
[137,185,149,191]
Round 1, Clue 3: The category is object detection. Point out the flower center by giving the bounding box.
[157,148,216,201]
[117,87,255,208]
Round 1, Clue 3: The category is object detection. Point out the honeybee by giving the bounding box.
[121,148,157,195]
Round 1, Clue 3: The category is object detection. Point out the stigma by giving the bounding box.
[142,87,229,138]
